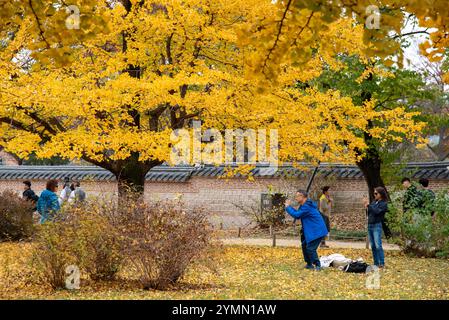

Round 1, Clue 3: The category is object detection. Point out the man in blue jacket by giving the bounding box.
[285,190,328,270]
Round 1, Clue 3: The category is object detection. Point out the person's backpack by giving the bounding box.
[31,193,39,203]
[343,261,369,273]
[74,188,86,202]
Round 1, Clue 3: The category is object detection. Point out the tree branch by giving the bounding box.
[261,0,293,75]
[28,0,51,49]
[393,30,431,39]
[15,105,59,135]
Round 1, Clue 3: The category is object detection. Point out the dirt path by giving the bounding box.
[221,237,400,250]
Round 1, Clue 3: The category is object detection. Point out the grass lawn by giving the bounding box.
[1,242,448,300]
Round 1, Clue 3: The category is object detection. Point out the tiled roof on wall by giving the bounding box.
[0,162,448,182]
[0,165,116,181]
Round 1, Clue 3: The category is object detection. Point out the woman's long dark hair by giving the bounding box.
[374,187,388,201]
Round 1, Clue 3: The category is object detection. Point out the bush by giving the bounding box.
[31,195,216,290]
[31,217,78,288]
[31,200,122,288]
[0,190,35,241]
[114,196,215,290]
[67,203,122,281]
[387,190,449,258]
[431,194,449,258]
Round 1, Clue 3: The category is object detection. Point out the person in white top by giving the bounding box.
[59,177,73,205]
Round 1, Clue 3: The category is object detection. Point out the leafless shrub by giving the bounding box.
[231,198,286,229]
[0,190,35,241]
[69,202,122,281]
[31,200,122,288]
[113,195,216,290]
[30,194,217,290]
[31,216,78,289]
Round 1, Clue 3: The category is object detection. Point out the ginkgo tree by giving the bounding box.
[310,55,428,199]
[0,0,428,198]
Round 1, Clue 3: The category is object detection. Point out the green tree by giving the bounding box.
[309,56,427,200]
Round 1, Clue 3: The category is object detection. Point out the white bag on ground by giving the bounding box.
[320,254,352,268]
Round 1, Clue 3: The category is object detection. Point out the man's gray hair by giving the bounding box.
[297,189,308,197]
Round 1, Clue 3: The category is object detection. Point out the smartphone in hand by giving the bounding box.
[363,195,370,208]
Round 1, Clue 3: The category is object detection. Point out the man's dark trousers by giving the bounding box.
[301,236,324,267]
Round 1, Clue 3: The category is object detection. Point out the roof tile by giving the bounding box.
[0,162,447,182]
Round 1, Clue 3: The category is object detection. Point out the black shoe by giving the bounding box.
[305,264,314,270]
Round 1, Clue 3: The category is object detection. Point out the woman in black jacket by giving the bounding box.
[363,187,388,268]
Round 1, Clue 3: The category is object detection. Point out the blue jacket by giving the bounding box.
[37,189,60,223]
[285,199,328,244]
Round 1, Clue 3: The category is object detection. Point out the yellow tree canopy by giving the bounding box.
[0,0,426,191]
[0,0,108,65]
[242,0,449,83]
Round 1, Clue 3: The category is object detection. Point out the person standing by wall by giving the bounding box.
[22,180,39,206]
[37,180,61,223]
[59,176,72,205]
[363,187,388,268]
[68,181,86,204]
[418,178,436,217]
[318,186,333,247]
[402,177,421,212]
[285,190,328,271]
[22,181,39,223]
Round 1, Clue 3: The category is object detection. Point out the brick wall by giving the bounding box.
[143,177,448,230]
[1,176,448,230]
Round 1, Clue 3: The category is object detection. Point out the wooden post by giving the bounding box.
[365,207,370,249]
[220,222,223,230]
[238,227,241,238]
[272,231,276,247]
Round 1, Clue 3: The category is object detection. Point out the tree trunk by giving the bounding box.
[356,137,392,238]
[114,156,161,201]
[356,144,387,203]
[116,165,147,199]
[358,76,392,238]
[82,153,162,206]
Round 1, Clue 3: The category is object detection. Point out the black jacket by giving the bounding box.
[23,189,39,203]
[367,200,388,224]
